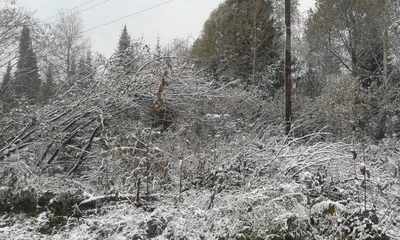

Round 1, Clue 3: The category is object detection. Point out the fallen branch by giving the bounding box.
[61,118,80,133]
[78,192,156,210]
[61,111,92,132]
[49,100,86,123]
[67,125,100,176]
[0,118,35,154]
[38,141,54,166]
[42,118,97,171]
[78,193,133,210]
[49,108,73,123]
[0,142,33,160]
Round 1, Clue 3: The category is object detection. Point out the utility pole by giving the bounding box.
[284,0,292,135]
[383,0,389,87]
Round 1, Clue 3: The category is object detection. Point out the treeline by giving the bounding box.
[0,3,158,112]
[0,5,97,110]
[191,0,400,140]
[303,0,400,139]
[2,0,400,140]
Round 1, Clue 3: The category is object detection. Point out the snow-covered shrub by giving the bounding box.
[357,85,400,140]
[291,94,331,139]
[316,75,364,136]
[311,202,389,240]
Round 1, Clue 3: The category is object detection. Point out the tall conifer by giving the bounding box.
[14,25,41,102]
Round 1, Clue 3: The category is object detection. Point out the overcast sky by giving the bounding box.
[16,0,316,57]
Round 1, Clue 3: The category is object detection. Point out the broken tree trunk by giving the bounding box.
[67,125,100,176]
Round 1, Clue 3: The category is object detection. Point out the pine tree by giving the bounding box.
[115,25,133,73]
[42,65,56,102]
[85,48,94,80]
[14,25,41,102]
[117,25,131,54]
[154,32,162,60]
[77,56,86,79]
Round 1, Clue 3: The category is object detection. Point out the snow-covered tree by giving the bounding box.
[42,65,56,102]
[192,0,279,83]
[52,9,84,77]
[117,25,131,54]
[14,25,41,103]
[0,3,31,68]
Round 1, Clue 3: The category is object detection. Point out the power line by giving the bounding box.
[42,0,112,24]
[1,0,174,73]
[42,0,99,22]
[82,0,176,33]
[0,0,113,68]
[74,0,112,17]
[0,0,111,67]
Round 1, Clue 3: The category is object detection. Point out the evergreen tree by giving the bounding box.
[115,25,133,73]
[77,55,91,89]
[117,25,131,54]
[154,33,162,60]
[85,48,94,80]
[42,65,56,102]
[77,56,86,79]
[191,0,278,81]
[68,56,77,79]
[14,25,41,102]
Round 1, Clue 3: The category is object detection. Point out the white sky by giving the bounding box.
[16,0,316,57]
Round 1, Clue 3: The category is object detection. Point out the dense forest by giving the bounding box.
[1,0,400,239]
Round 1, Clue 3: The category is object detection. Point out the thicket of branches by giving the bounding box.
[1,0,400,239]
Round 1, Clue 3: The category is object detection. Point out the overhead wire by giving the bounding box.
[1,1,100,66]
[82,0,176,33]
[41,0,99,22]
[73,0,112,18]
[8,0,174,68]
[1,0,177,84]
[0,0,113,68]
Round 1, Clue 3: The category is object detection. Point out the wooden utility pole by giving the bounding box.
[383,0,389,87]
[284,0,292,135]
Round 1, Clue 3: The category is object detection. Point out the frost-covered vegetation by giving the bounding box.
[1,0,400,239]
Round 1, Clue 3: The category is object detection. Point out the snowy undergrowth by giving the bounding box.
[2,128,399,239]
[1,62,399,239]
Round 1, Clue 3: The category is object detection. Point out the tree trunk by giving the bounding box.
[251,6,258,87]
[67,43,71,75]
[251,31,257,87]
[348,12,358,77]
[284,0,292,135]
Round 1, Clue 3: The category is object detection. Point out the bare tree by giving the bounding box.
[52,9,84,77]
[169,37,191,57]
[306,0,387,82]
